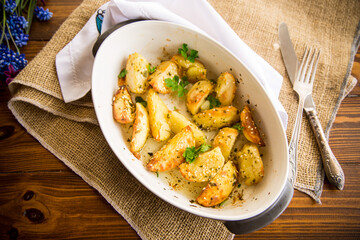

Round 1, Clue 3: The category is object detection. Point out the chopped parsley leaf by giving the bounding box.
[178,43,199,63]
[183,143,212,163]
[135,96,147,108]
[165,75,189,97]
[118,68,127,78]
[206,95,221,109]
[232,123,244,131]
[148,64,156,73]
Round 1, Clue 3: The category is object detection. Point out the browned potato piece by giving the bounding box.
[240,105,265,146]
[196,161,237,207]
[193,106,240,130]
[125,52,149,93]
[130,103,150,158]
[147,88,171,142]
[118,77,126,86]
[171,54,207,82]
[186,80,213,115]
[212,127,239,160]
[179,146,225,182]
[167,110,205,146]
[215,72,236,106]
[147,126,195,172]
[236,143,264,186]
[112,86,135,124]
[148,61,179,94]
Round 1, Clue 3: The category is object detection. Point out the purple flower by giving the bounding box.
[14,33,29,47]
[0,45,27,75]
[6,14,28,41]
[4,65,20,84]
[4,0,17,13]
[34,6,53,21]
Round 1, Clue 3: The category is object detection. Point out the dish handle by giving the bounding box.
[92,19,146,57]
[224,180,293,235]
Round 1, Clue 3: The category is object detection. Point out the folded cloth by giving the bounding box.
[56,0,288,128]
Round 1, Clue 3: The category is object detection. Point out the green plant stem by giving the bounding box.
[21,0,30,11]
[6,23,20,53]
[25,0,36,34]
[1,2,6,44]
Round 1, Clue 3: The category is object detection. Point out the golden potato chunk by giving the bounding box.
[125,52,149,93]
[147,88,171,142]
[179,146,225,182]
[193,106,240,130]
[240,105,265,146]
[130,103,150,158]
[196,161,237,207]
[147,126,195,172]
[186,80,213,115]
[236,143,264,186]
[112,86,135,124]
[215,72,236,106]
[212,127,239,160]
[171,54,207,82]
[148,61,179,94]
[167,110,205,146]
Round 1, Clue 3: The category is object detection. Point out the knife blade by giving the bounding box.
[279,22,345,190]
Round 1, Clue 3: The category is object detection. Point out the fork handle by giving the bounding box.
[288,96,306,185]
[305,108,345,190]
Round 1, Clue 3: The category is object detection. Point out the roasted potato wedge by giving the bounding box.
[112,86,135,124]
[147,126,195,172]
[147,88,171,142]
[179,146,225,182]
[171,54,207,82]
[236,143,264,186]
[130,103,150,158]
[240,105,265,146]
[196,160,237,207]
[186,80,213,115]
[212,127,239,160]
[148,61,179,94]
[193,106,240,130]
[125,52,149,93]
[167,110,205,146]
[215,72,236,106]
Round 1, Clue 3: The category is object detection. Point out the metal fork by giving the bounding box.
[288,47,321,185]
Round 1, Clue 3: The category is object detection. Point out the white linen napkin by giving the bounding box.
[55,0,288,128]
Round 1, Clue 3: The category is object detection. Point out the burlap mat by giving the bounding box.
[7,0,360,238]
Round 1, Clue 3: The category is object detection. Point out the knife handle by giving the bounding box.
[305,108,345,190]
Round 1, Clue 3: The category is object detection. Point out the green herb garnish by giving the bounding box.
[183,143,212,163]
[206,95,221,109]
[232,123,244,131]
[118,68,127,78]
[148,64,156,74]
[165,75,189,97]
[135,96,147,108]
[178,43,199,63]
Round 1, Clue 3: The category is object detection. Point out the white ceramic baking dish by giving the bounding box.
[92,20,291,234]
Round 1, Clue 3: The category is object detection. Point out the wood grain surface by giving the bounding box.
[1,1,359,239]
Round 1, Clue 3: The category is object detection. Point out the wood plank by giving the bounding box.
[0,171,359,240]
[0,172,139,239]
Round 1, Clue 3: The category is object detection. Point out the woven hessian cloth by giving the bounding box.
[8,0,360,239]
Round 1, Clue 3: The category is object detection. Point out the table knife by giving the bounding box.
[278,22,345,190]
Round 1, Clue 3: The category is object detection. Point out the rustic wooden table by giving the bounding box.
[1,1,359,239]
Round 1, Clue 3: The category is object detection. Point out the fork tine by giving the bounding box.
[309,50,321,85]
[296,47,310,83]
[305,49,319,84]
